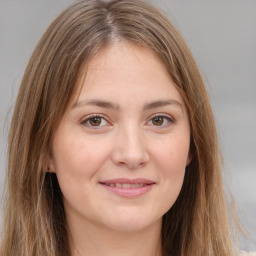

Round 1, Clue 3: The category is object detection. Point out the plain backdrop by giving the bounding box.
[0,0,255,251]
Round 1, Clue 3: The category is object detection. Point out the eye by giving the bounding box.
[81,115,110,128]
[147,115,174,127]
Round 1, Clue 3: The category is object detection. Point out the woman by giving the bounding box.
[0,0,250,255]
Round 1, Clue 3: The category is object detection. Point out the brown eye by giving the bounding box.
[81,115,109,129]
[152,116,164,126]
[88,117,102,126]
[147,115,173,128]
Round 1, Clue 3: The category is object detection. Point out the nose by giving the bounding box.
[111,125,150,170]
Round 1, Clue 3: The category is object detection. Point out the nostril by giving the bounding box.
[110,133,150,168]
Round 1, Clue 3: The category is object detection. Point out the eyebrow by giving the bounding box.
[72,99,183,111]
[72,99,120,110]
[143,99,183,111]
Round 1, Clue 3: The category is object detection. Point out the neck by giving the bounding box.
[67,214,162,256]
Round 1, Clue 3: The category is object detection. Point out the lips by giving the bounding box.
[99,178,155,198]
[104,183,145,188]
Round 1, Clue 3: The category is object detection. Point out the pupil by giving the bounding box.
[90,117,101,126]
[153,117,163,125]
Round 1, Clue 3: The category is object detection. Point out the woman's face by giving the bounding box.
[51,42,191,233]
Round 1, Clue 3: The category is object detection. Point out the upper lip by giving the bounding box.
[99,178,156,185]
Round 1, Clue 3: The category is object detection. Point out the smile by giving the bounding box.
[99,178,155,198]
[104,183,147,188]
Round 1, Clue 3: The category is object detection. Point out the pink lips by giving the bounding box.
[99,178,155,198]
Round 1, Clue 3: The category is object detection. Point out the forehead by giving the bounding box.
[72,42,184,107]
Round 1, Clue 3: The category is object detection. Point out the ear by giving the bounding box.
[47,157,56,173]
[186,152,192,167]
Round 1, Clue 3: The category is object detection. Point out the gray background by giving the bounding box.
[0,0,255,251]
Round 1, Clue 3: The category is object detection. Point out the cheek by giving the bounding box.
[153,136,190,176]
[151,136,189,210]
[52,131,111,178]
[160,147,187,194]
[51,131,113,212]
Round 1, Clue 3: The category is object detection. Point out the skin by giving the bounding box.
[51,42,191,256]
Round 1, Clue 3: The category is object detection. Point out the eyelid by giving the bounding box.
[149,113,174,120]
[80,114,112,128]
[146,113,175,127]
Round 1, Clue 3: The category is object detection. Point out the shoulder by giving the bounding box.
[239,251,256,256]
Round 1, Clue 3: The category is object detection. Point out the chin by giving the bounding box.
[103,214,162,233]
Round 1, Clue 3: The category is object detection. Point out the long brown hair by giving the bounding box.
[1,0,235,255]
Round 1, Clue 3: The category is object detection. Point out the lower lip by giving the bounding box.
[100,184,154,198]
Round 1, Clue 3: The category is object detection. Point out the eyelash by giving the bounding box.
[80,114,111,129]
[80,114,174,129]
[146,114,174,127]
